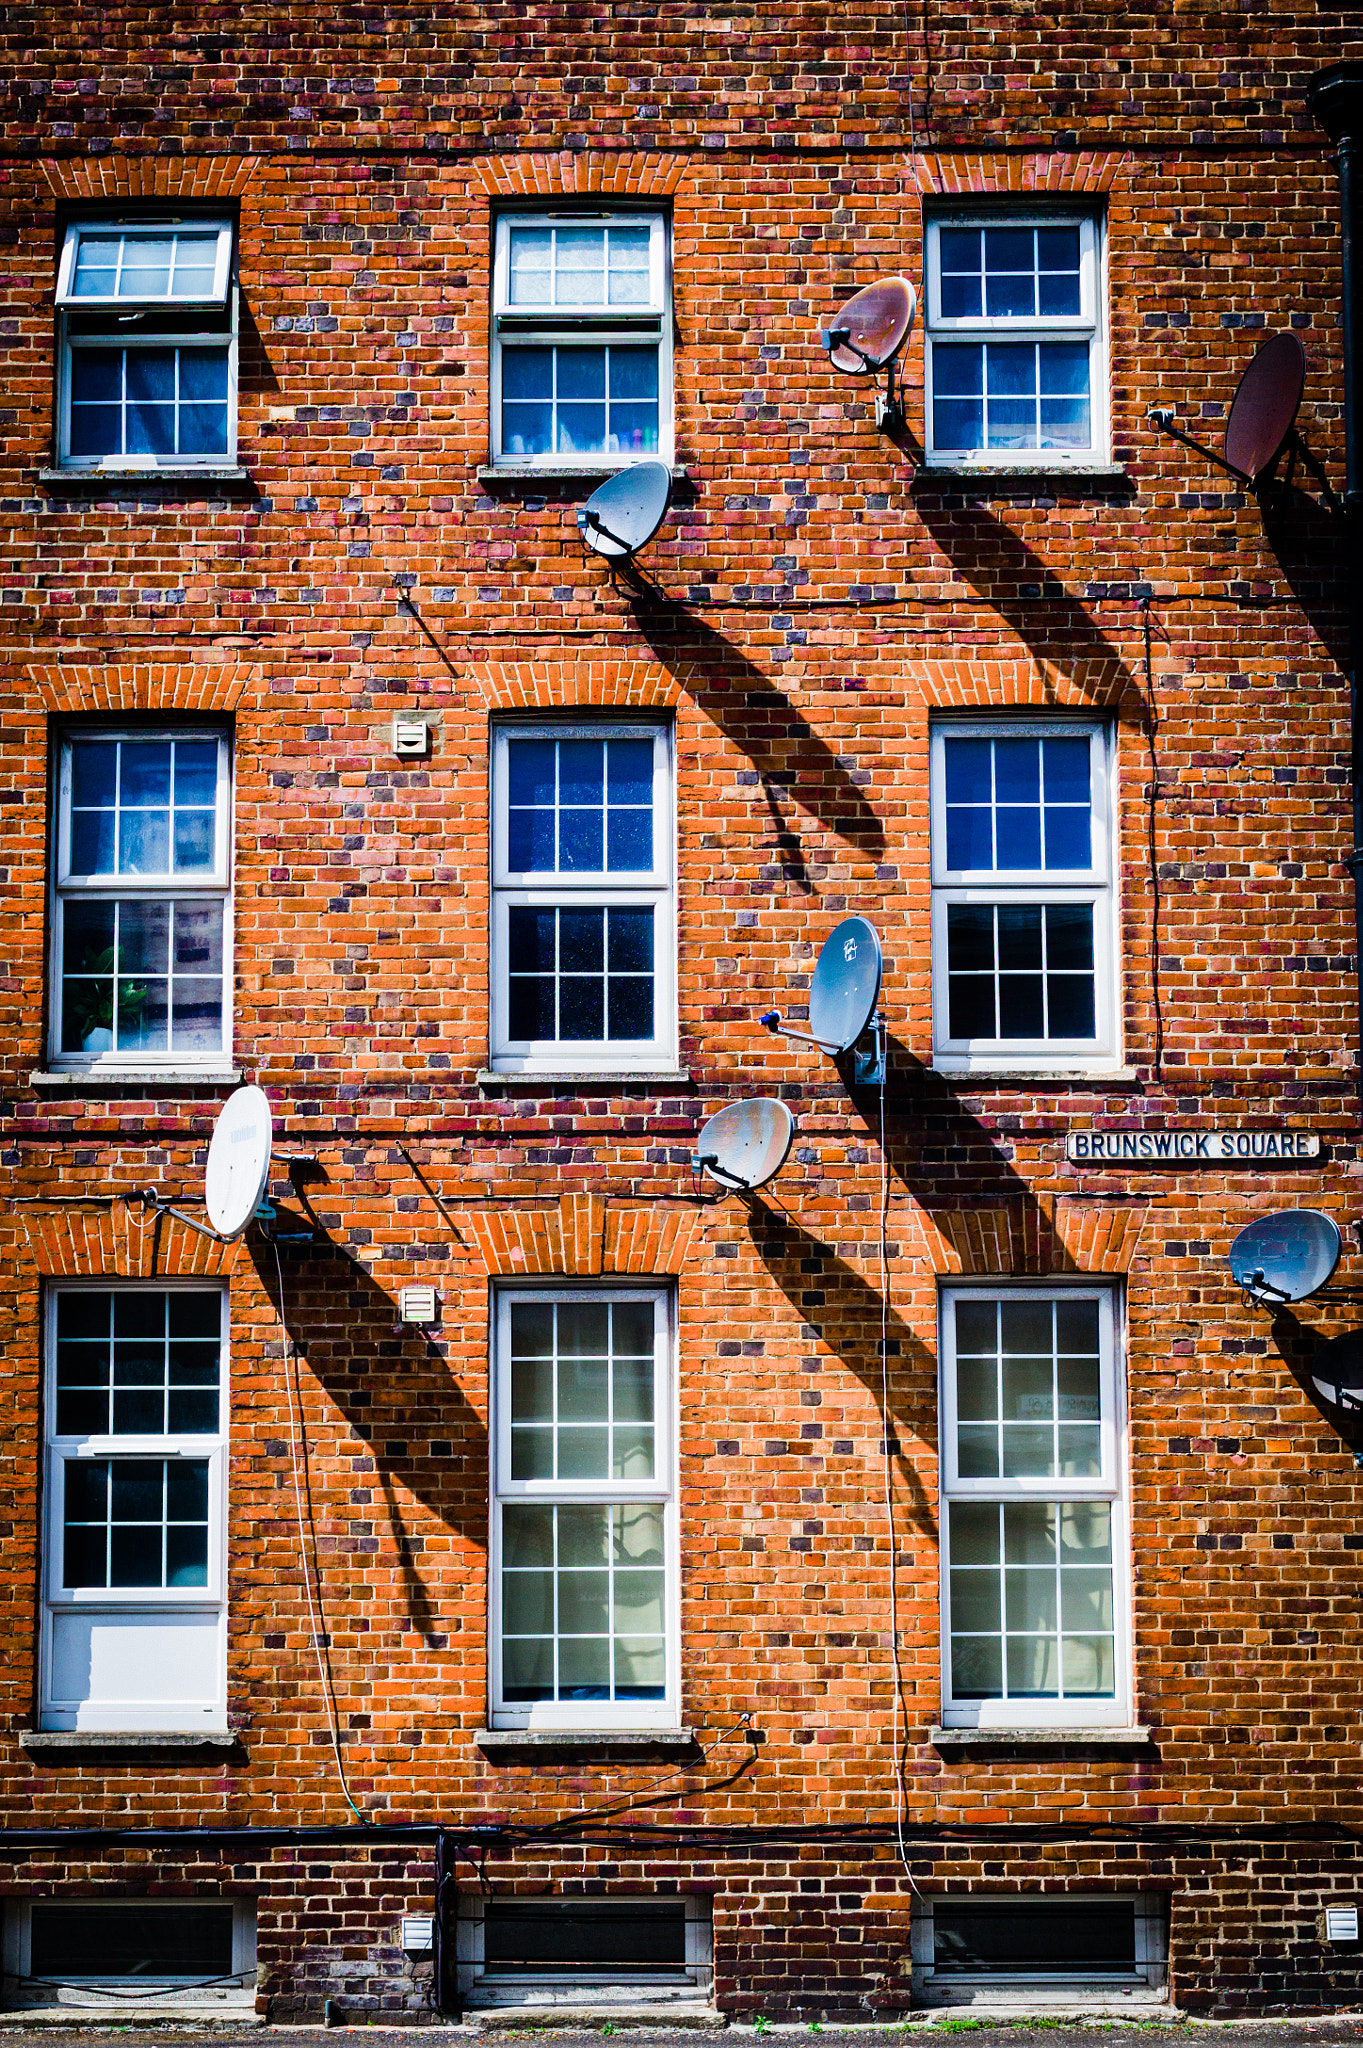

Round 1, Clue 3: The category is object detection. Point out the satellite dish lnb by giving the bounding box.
[205,1085,274,1239]
[693,1098,795,1195]
[819,277,916,434]
[761,916,886,1086]
[1229,1207,1341,1308]
[576,460,672,563]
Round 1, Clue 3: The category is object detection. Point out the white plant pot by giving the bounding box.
[82,1027,114,1055]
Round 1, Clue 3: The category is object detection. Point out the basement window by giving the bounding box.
[911,1895,1167,2007]
[455,1897,712,2010]
[2,1900,256,2013]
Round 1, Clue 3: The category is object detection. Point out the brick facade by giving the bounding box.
[0,0,1361,2021]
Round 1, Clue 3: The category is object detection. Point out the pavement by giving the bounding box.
[6,2023,1363,2048]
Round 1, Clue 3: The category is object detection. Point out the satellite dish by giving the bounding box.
[809,917,883,1055]
[1224,332,1306,483]
[576,460,672,561]
[695,1098,794,1194]
[820,278,917,376]
[205,1085,273,1239]
[1229,1207,1341,1307]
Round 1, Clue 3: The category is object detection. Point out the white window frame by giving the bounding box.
[54,217,238,473]
[40,1281,229,1733]
[489,1284,679,1731]
[48,726,234,1075]
[455,1895,712,2010]
[489,720,676,1075]
[2,1899,256,2015]
[490,210,673,470]
[938,1282,1131,1731]
[929,718,1119,1075]
[924,209,1108,469]
[910,1893,1167,2009]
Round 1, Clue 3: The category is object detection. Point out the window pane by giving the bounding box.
[950,1634,1002,1698]
[507,226,553,306]
[950,1568,1000,1632]
[71,235,123,295]
[608,226,653,306]
[553,227,607,307]
[558,347,607,399]
[61,899,116,1053]
[949,1501,1000,1565]
[1006,1634,1059,1695]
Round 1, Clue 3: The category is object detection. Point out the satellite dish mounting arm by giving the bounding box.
[759,1010,842,1057]
[1147,408,1250,483]
[136,1186,231,1246]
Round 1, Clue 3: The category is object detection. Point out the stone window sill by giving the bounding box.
[21,1729,242,1753]
[932,1064,1140,1086]
[476,1726,697,1758]
[30,1068,242,1092]
[477,1068,692,1089]
[38,466,251,489]
[914,462,1131,489]
[476,463,689,487]
[930,1724,1154,1755]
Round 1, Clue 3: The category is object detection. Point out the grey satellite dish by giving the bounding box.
[1229,1208,1342,1307]
[809,916,883,1055]
[760,916,885,1082]
[577,460,672,561]
[205,1085,274,1239]
[694,1098,795,1194]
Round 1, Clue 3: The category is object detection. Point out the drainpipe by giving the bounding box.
[1307,63,1363,1138]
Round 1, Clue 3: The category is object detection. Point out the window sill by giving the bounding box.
[21,1728,242,1753]
[932,1063,1140,1086]
[477,463,689,487]
[914,461,1131,489]
[930,1724,1154,1755]
[30,1067,242,1092]
[38,465,251,490]
[474,1997,718,2024]
[476,1726,697,1758]
[478,1068,692,1089]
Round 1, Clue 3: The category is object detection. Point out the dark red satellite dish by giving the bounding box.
[820,277,917,377]
[1224,332,1306,483]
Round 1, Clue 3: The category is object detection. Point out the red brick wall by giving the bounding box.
[0,0,1360,2019]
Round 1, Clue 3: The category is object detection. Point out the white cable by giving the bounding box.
[274,1240,367,1825]
[878,1054,916,1890]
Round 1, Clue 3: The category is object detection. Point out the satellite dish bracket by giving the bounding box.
[874,363,907,437]
[852,1012,888,1088]
[1239,1265,1292,1311]
[691,1150,748,1191]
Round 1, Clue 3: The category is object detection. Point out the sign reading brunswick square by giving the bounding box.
[1067,1128,1320,1165]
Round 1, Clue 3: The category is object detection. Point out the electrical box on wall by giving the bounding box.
[399,1285,438,1325]
[393,716,431,757]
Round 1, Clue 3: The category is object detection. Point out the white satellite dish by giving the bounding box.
[694,1098,795,1194]
[576,461,672,561]
[205,1085,273,1239]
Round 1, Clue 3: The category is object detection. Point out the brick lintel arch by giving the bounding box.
[916,1197,1147,1277]
[27,660,263,718]
[468,1194,699,1278]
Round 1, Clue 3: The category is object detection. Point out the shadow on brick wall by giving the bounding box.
[746,1199,938,1538]
[251,1225,487,1651]
[1258,483,1350,675]
[626,581,888,861]
[913,494,1136,701]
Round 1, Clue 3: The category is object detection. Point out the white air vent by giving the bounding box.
[401,1915,434,1954]
[393,717,431,757]
[399,1286,438,1325]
